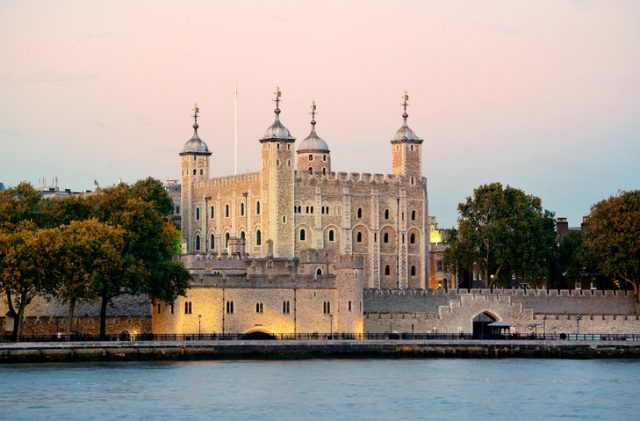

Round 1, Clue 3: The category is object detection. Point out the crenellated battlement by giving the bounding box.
[193,171,260,189]
[294,170,405,185]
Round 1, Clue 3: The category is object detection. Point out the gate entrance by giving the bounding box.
[472,312,497,339]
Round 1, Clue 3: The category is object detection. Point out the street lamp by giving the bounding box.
[543,314,547,338]
[198,314,202,339]
[329,314,334,339]
[576,314,581,338]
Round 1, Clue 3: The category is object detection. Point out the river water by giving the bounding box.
[1,359,638,420]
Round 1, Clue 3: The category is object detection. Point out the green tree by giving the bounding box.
[1,223,63,340]
[58,219,126,336]
[581,190,640,303]
[86,179,189,336]
[444,183,555,288]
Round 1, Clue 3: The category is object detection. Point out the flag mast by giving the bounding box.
[234,82,238,175]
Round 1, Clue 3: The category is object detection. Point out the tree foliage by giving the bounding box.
[0,178,190,340]
[444,182,556,287]
[581,190,640,302]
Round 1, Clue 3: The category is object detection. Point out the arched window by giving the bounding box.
[225,204,230,218]
[411,265,416,276]
[193,169,196,175]
[195,207,200,220]
[240,231,245,240]
[256,201,261,214]
[383,233,389,243]
[309,154,313,161]
[384,209,389,219]
[411,210,416,221]
[240,202,245,216]
[195,235,201,251]
[328,229,335,242]
[410,233,416,244]
[356,232,362,243]
[225,232,230,248]
[256,230,262,246]
[210,234,215,250]
[357,208,362,219]
[316,268,322,276]
[308,167,313,174]
[300,228,306,241]
[323,154,327,161]
[385,265,390,276]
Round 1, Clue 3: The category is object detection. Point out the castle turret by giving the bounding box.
[391,91,423,180]
[180,104,211,252]
[297,101,331,175]
[259,87,296,258]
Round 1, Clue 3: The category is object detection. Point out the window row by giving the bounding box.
[383,265,418,276]
[355,208,418,221]
[298,228,335,242]
[195,202,261,221]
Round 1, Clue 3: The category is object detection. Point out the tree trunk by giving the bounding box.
[99,295,109,339]
[66,299,76,339]
[5,289,18,342]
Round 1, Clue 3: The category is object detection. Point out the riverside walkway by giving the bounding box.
[3,338,640,362]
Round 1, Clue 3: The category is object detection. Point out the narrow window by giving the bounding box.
[309,154,313,161]
[195,235,201,251]
[309,167,313,174]
[357,208,362,219]
[211,206,215,219]
[306,206,309,213]
[210,234,215,250]
[356,232,362,243]
[256,230,262,246]
[170,304,174,314]
[411,266,417,276]
[196,207,200,220]
[225,233,230,248]
[410,145,414,151]
[348,301,352,312]
[282,216,286,223]
[310,206,314,214]
[256,201,261,214]
[193,169,196,175]
[384,209,389,219]
[176,205,180,214]
[300,229,306,241]
[225,204,230,218]
[316,268,322,276]
[383,233,389,243]
[374,233,377,242]
[411,210,416,221]
[385,265,390,276]
[240,231,245,240]
[226,301,234,314]
[157,303,161,314]
[321,207,325,215]
[323,154,327,161]
[322,168,326,175]
[240,202,245,216]
[328,229,335,242]
[410,233,416,244]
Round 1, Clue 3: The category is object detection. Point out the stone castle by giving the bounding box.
[179,89,428,290]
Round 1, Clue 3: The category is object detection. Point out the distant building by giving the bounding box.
[428,217,456,290]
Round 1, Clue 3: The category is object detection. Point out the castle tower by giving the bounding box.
[259,87,296,258]
[391,91,423,180]
[297,101,331,175]
[179,104,211,252]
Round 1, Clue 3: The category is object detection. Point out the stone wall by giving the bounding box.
[364,288,640,335]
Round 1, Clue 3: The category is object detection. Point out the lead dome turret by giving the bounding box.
[297,101,331,175]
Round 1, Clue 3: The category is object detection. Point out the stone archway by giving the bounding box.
[241,327,277,340]
[472,312,497,339]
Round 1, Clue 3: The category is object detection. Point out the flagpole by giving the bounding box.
[234,82,238,175]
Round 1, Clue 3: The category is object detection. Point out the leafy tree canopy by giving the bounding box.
[581,190,640,302]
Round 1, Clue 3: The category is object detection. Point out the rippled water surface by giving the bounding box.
[1,359,639,420]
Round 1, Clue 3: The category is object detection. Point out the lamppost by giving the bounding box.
[576,314,581,338]
[198,314,202,339]
[329,314,333,339]
[543,314,547,338]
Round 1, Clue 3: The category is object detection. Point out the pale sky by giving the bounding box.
[1,0,639,227]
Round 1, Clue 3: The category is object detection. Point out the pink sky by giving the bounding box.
[1,0,639,227]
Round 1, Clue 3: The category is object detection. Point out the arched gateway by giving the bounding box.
[472,312,497,339]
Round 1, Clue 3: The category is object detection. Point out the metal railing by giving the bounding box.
[3,332,640,343]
